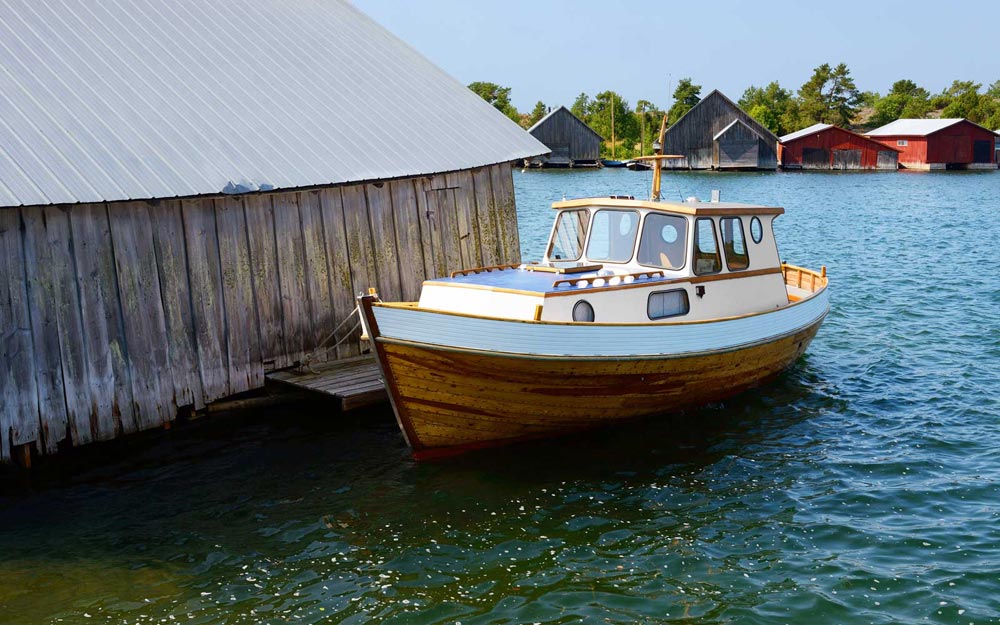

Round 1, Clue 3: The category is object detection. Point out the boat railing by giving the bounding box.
[449,263,521,278]
[781,263,827,294]
[551,270,665,289]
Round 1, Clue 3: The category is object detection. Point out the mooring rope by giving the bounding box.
[298,304,362,373]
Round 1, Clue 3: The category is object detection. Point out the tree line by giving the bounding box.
[469,66,1000,159]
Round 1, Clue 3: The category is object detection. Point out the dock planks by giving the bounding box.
[266,356,386,412]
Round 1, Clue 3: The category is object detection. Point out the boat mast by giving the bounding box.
[651,113,668,201]
[611,93,616,160]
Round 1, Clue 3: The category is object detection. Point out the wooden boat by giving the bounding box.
[601,159,627,168]
[625,159,652,171]
[359,150,829,459]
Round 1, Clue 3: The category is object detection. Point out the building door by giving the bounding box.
[801,147,829,169]
[876,150,898,170]
[832,149,862,170]
[972,140,991,163]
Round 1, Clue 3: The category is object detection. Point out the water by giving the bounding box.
[2,169,1000,624]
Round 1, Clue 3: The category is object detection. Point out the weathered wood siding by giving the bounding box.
[714,121,761,169]
[529,107,601,165]
[782,126,900,170]
[0,163,519,462]
[662,90,778,170]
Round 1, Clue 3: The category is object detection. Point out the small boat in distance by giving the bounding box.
[601,158,627,168]
[359,131,829,459]
[625,159,652,171]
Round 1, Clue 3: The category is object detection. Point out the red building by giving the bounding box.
[866,119,998,170]
[780,123,900,170]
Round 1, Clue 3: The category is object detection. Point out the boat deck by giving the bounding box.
[266,355,386,411]
[427,266,669,295]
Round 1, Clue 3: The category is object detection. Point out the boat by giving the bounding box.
[358,136,829,459]
[625,159,652,171]
[601,159,627,168]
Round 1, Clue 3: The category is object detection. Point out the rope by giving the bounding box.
[297,304,362,373]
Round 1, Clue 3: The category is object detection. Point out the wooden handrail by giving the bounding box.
[780,263,827,293]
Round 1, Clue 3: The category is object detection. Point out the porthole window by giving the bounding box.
[572,300,595,322]
[648,289,690,320]
[750,216,763,244]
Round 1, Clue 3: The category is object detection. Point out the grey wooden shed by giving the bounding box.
[527,106,603,167]
[0,0,546,464]
[661,90,779,170]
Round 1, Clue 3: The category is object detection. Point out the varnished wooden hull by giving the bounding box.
[361,296,827,455]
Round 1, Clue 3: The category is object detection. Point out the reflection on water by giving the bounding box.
[2,169,999,624]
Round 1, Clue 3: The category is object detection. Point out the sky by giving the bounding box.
[351,0,1000,112]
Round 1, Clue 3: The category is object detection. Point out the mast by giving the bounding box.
[651,113,668,201]
[611,93,615,160]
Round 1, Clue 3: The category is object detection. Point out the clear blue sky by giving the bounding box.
[352,0,999,112]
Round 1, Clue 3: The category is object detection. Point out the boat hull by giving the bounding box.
[361,291,828,455]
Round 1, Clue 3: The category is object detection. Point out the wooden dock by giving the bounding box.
[266,356,387,412]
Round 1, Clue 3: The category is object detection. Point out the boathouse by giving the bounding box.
[779,123,900,170]
[660,90,779,170]
[0,0,546,465]
[526,106,602,167]
[865,119,998,170]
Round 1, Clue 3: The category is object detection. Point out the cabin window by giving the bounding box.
[647,289,690,320]
[637,213,687,270]
[572,300,595,322]
[720,217,750,271]
[749,216,763,244]
[586,209,639,263]
[548,210,589,261]
[693,218,722,275]
[897,139,908,147]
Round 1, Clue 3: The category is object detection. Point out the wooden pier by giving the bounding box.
[266,356,387,412]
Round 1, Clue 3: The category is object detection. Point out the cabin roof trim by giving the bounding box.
[781,123,902,151]
[550,197,784,216]
[712,118,765,141]
[0,0,547,209]
[528,106,605,140]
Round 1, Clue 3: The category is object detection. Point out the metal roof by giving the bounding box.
[780,123,832,143]
[0,0,547,208]
[865,118,966,136]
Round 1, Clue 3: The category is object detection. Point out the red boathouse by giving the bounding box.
[865,119,998,170]
[779,123,900,170]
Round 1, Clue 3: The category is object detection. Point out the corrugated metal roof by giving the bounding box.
[780,123,832,143]
[0,0,547,208]
[865,118,965,136]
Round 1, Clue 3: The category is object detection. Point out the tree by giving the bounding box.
[589,91,639,158]
[739,82,796,135]
[571,92,591,121]
[467,81,520,123]
[938,80,999,125]
[667,78,701,125]
[987,80,1000,101]
[526,101,548,127]
[869,79,931,127]
[797,63,860,127]
[634,99,663,155]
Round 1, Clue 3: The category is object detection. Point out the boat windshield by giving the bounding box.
[637,213,687,269]
[586,209,639,263]
[547,209,589,261]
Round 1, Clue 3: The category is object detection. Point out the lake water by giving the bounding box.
[2,168,999,624]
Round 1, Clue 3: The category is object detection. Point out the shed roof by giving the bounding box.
[864,118,991,137]
[666,90,780,144]
[712,118,765,141]
[0,0,546,208]
[528,106,603,140]
[781,123,901,151]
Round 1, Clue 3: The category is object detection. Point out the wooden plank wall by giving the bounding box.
[662,91,779,171]
[529,108,601,163]
[0,163,518,463]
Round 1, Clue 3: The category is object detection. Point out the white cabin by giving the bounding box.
[418,196,801,323]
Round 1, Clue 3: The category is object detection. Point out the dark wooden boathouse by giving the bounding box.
[865,119,998,170]
[0,0,546,465]
[779,123,900,170]
[526,106,602,167]
[661,90,779,170]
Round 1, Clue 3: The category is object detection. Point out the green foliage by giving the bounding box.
[739,81,796,135]
[667,78,701,125]
[526,101,548,128]
[797,63,860,127]
[467,81,520,123]
[868,78,932,128]
[634,99,663,156]
[571,92,591,121]
[589,91,639,158]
